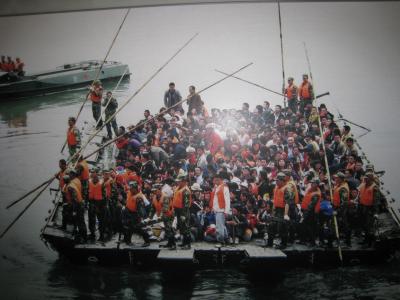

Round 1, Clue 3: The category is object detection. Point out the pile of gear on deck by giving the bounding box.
[58,75,387,250]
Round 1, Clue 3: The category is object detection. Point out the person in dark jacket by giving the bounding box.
[163,82,182,112]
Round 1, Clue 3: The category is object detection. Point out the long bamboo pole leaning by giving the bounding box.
[277,1,287,109]
[215,69,330,100]
[6,179,52,209]
[303,42,343,263]
[61,8,131,154]
[82,62,253,161]
[72,33,199,166]
[0,178,54,239]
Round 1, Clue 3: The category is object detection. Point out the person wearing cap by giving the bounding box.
[87,80,103,129]
[66,169,87,242]
[365,164,380,187]
[267,172,294,249]
[88,170,107,241]
[300,178,322,246]
[102,91,119,139]
[332,171,352,246]
[172,174,192,249]
[209,172,231,244]
[358,172,380,246]
[123,181,151,247]
[66,116,81,158]
[298,74,314,114]
[284,77,298,113]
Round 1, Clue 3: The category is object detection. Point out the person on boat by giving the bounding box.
[300,178,321,246]
[123,181,151,247]
[186,85,204,117]
[103,169,118,235]
[14,57,25,76]
[209,172,231,244]
[55,159,68,192]
[102,91,119,139]
[75,155,90,203]
[358,172,380,247]
[284,77,298,113]
[267,172,294,249]
[159,177,176,249]
[172,173,192,249]
[298,74,314,114]
[283,169,300,243]
[66,117,81,158]
[163,82,183,113]
[332,171,352,247]
[67,169,87,242]
[60,174,73,230]
[4,56,15,72]
[88,170,107,241]
[87,80,103,129]
[0,55,6,71]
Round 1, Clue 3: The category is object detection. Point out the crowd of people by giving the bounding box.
[0,55,25,76]
[58,75,386,250]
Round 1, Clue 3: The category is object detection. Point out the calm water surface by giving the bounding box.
[0,2,400,299]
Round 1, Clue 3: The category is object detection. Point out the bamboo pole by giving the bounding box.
[61,8,131,153]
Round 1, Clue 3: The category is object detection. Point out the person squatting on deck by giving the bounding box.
[56,77,387,249]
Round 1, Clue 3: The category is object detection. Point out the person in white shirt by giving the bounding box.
[209,173,231,243]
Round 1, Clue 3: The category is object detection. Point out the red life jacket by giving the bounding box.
[67,127,77,146]
[273,185,286,209]
[89,86,102,103]
[152,196,163,217]
[359,183,376,206]
[172,186,191,209]
[301,188,321,213]
[126,191,138,212]
[333,182,350,208]
[209,184,227,209]
[299,81,311,100]
[285,84,297,100]
[89,180,103,201]
[78,160,90,181]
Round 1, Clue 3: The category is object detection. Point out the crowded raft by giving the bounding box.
[57,74,387,251]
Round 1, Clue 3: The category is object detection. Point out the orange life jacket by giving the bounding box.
[332,182,349,208]
[58,169,66,189]
[152,196,163,217]
[273,185,286,209]
[89,180,103,201]
[359,183,376,206]
[104,179,113,199]
[126,191,144,213]
[67,127,77,146]
[62,185,72,204]
[69,179,83,203]
[172,186,192,209]
[209,184,227,209]
[285,84,297,100]
[299,81,311,100]
[89,87,102,103]
[301,188,321,213]
[78,160,89,181]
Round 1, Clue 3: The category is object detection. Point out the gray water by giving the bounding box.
[1,2,400,299]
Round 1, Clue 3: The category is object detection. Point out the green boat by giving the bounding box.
[0,60,130,101]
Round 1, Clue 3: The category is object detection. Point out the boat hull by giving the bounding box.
[0,62,130,101]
